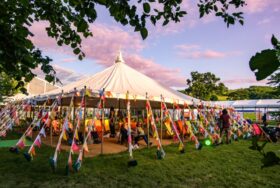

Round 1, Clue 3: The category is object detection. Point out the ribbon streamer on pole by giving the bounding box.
[161,97,185,153]
[126,91,137,166]
[146,99,165,159]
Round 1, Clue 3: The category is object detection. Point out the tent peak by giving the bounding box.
[115,51,125,64]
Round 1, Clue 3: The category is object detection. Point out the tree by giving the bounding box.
[0,72,20,101]
[0,0,246,96]
[249,35,280,81]
[227,89,249,100]
[185,71,228,101]
[268,72,280,92]
[226,86,279,100]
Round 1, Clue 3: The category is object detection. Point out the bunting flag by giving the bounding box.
[39,127,46,138]
[80,97,85,108]
[99,89,105,101]
[178,142,184,152]
[22,100,57,161]
[34,136,41,148]
[0,130,6,137]
[15,118,20,126]
[73,150,83,172]
[57,95,62,105]
[63,131,68,141]
[186,121,202,150]
[26,128,33,138]
[85,89,92,97]
[35,120,41,128]
[80,125,92,156]
[162,100,185,153]
[16,139,25,149]
[105,91,113,98]
[126,91,137,167]
[30,146,36,156]
[147,99,166,159]
[50,110,70,171]
[71,141,80,152]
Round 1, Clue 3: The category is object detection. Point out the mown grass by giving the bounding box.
[0,135,279,188]
[243,112,279,126]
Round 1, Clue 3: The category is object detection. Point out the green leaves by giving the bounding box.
[198,0,245,27]
[143,2,150,13]
[73,48,81,55]
[249,35,280,81]
[0,0,248,97]
[271,35,279,48]
[140,28,148,40]
[249,49,279,81]
[185,71,228,100]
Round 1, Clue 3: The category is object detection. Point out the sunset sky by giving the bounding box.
[31,0,280,89]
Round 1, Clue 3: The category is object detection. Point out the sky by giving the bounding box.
[31,0,280,89]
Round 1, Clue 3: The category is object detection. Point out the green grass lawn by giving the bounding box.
[243,112,257,122]
[0,139,279,188]
[243,112,279,126]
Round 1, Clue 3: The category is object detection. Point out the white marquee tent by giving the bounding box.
[211,99,280,109]
[37,52,199,108]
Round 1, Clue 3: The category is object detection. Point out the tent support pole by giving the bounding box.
[182,104,184,143]
[146,92,149,148]
[83,86,87,158]
[101,88,105,155]
[50,98,52,146]
[160,94,163,142]
[73,88,77,130]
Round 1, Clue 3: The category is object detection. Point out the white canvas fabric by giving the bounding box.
[44,52,198,105]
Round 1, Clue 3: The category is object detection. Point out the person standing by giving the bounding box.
[220,109,231,144]
[109,107,116,137]
[262,113,267,127]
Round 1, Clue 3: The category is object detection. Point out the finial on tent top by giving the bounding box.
[115,51,124,64]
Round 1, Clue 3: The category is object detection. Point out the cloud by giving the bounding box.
[29,21,186,87]
[257,18,271,25]
[175,44,241,59]
[222,78,268,89]
[61,58,77,63]
[125,54,186,87]
[243,0,280,14]
[32,64,86,86]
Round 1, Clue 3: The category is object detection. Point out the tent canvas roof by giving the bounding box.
[43,52,199,106]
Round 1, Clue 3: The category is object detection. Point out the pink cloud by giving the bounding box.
[32,64,86,85]
[125,54,186,87]
[61,58,77,63]
[29,21,186,87]
[243,0,280,14]
[223,78,268,89]
[223,78,267,84]
[175,44,240,59]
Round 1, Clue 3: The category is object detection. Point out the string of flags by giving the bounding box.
[146,99,165,159]
[0,88,258,174]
